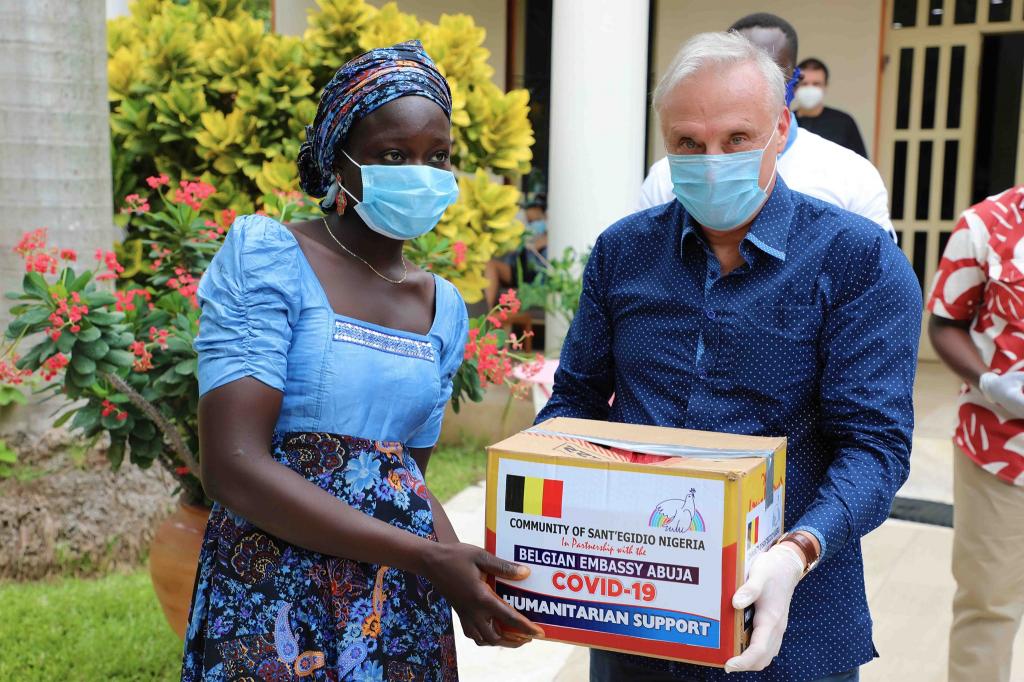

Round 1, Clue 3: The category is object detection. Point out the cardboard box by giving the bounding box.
[484,417,786,667]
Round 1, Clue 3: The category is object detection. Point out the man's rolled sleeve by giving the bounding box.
[796,233,922,562]
[537,236,615,422]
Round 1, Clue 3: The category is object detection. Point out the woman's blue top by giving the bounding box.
[194,214,469,447]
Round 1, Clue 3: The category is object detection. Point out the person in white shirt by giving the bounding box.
[637,13,897,243]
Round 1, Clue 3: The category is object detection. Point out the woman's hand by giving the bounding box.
[422,542,544,647]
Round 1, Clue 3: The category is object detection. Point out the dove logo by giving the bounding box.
[649,488,705,534]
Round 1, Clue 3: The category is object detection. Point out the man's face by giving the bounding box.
[800,67,827,90]
[734,27,795,76]
[659,61,790,192]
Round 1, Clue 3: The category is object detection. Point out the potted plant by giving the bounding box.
[2,178,542,637]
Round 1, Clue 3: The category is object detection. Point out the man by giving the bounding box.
[794,57,868,158]
[485,194,548,306]
[637,13,896,242]
[539,31,921,681]
[926,186,1024,682]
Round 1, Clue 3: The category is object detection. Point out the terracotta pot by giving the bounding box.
[149,501,210,639]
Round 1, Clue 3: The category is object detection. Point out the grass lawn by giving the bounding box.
[0,441,486,680]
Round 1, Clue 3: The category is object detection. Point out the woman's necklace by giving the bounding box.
[321,217,408,285]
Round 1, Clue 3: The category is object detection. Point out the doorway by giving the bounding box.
[972,32,1024,202]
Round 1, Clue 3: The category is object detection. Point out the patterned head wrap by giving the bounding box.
[297,40,453,209]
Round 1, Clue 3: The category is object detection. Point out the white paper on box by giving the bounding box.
[494,457,727,649]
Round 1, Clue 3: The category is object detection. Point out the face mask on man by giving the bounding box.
[794,85,825,111]
[667,118,780,232]
[338,149,460,240]
[527,219,547,235]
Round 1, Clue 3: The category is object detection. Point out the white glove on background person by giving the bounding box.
[979,371,1024,419]
[725,543,805,673]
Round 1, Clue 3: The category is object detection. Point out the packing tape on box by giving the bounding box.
[525,427,775,509]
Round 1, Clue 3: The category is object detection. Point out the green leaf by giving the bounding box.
[83,291,117,307]
[105,349,135,368]
[70,270,93,291]
[53,409,76,427]
[71,354,96,374]
[16,307,51,328]
[134,419,157,440]
[107,438,125,468]
[71,403,101,431]
[102,411,128,431]
[165,336,192,353]
[56,330,76,354]
[14,344,45,370]
[174,358,197,375]
[79,339,110,360]
[70,369,96,388]
[87,311,125,326]
[95,361,118,374]
[0,386,27,406]
[23,272,49,300]
[77,326,102,342]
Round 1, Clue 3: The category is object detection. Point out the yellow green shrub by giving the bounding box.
[108,0,532,302]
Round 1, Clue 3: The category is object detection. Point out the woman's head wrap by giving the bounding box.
[297,40,453,208]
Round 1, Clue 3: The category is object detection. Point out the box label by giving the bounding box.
[495,458,725,649]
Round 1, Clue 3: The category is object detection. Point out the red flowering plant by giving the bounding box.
[0,177,321,506]
[453,289,545,413]
[3,174,531,503]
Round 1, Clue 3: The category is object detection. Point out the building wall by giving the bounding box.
[274,0,507,88]
[647,0,884,169]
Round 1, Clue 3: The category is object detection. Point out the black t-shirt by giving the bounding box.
[796,106,868,159]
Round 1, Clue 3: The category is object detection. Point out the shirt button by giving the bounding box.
[698,368,708,380]
[705,309,716,320]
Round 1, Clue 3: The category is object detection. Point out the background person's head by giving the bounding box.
[727,12,799,77]
[524,195,546,224]
[794,57,828,112]
[653,31,790,193]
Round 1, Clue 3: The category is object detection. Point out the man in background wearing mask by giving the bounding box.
[539,31,921,681]
[637,13,896,242]
[794,57,869,158]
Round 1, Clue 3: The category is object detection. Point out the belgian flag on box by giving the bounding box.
[504,475,563,518]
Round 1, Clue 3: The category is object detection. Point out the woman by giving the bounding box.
[182,41,541,681]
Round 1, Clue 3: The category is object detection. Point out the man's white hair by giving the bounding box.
[652,31,786,114]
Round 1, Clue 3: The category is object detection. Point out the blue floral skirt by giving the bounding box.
[181,432,458,681]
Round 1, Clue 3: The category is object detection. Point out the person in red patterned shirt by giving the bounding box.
[927,184,1024,682]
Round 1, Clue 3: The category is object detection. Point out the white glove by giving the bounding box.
[979,371,1024,418]
[724,543,804,673]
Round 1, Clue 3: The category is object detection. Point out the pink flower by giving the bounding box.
[452,241,467,267]
[145,174,169,188]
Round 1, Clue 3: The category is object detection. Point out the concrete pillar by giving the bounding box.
[273,0,317,36]
[105,0,129,19]
[0,0,115,429]
[545,0,650,351]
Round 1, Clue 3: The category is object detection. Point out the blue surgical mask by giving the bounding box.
[339,150,459,240]
[667,125,779,232]
[784,66,802,108]
[527,219,547,235]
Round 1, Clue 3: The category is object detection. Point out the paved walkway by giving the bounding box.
[445,362,1024,681]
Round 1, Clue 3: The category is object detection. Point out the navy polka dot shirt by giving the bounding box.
[537,178,922,681]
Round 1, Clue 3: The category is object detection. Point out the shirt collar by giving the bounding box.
[678,175,796,263]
